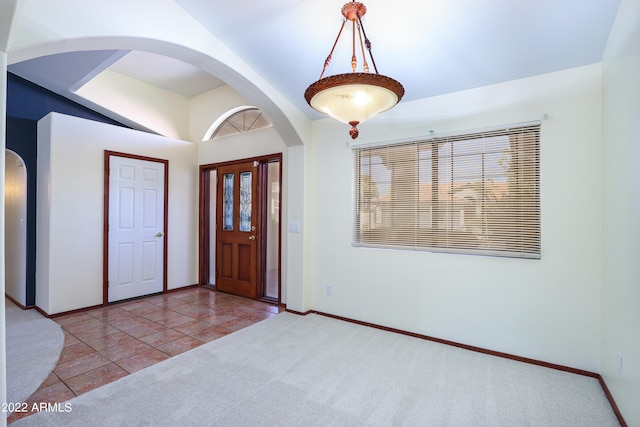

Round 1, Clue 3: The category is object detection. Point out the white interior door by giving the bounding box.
[108,155,165,302]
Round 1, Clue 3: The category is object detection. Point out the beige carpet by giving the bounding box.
[5,298,64,410]
[13,312,619,426]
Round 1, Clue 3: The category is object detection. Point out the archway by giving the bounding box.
[5,149,27,306]
[8,38,307,147]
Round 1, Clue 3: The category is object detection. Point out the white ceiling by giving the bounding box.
[8,0,621,121]
[108,51,226,98]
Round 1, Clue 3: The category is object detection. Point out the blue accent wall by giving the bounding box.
[7,72,126,124]
[5,72,130,307]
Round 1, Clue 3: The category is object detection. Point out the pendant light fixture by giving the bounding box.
[304,2,404,139]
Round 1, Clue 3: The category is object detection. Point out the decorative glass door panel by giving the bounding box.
[223,173,234,230]
[239,172,252,232]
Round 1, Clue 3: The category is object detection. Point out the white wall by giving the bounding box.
[287,145,308,312]
[77,70,190,140]
[36,113,198,315]
[307,64,603,372]
[601,0,640,424]
[198,126,286,165]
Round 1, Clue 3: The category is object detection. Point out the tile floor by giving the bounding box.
[8,287,282,424]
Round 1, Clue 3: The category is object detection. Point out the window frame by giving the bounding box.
[352,122,541,259]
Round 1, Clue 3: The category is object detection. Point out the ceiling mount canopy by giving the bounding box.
[304,1,405,139]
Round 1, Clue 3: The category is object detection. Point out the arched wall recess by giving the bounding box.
[5,149,28,306]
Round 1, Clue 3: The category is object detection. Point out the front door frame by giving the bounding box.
[103,150,169,305]
[198,153,282,303]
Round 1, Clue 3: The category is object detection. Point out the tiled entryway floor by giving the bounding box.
[8,287,282,424]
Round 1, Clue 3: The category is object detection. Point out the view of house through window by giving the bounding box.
[353,123,541,259]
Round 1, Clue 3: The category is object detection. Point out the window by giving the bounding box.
[209,108,271,140]
[353,123,540,259]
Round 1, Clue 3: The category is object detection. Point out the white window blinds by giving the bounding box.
[353,123,541,259]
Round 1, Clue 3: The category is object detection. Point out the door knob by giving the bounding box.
[249,235,256,240]
[156,232,165,237]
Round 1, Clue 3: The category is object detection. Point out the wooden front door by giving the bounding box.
[216,161,258,298]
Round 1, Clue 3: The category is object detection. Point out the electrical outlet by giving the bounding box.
[326,284,333,296]
[617,353,623,375]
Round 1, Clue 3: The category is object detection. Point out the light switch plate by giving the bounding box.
[288,222,301,233]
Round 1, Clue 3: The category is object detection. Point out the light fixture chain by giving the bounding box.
[351,16,357,72]
[357,13,379,74]
[320,19,347,79]
[357,22,370,73]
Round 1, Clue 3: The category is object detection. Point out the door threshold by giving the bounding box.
[258,296,278,305]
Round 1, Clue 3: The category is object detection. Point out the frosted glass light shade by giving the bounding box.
[305,73,404,138]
